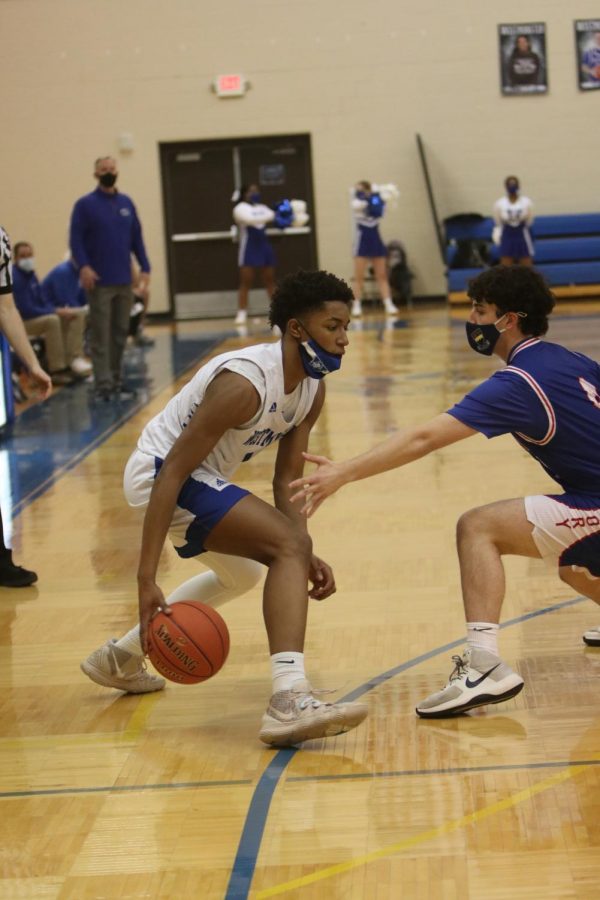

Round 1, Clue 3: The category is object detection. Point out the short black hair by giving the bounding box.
[467,265,555,336]
[269,270,353,330]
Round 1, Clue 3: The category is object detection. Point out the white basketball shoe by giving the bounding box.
[416,648,524,718]
[583,626,600,647]
[81,639,166,693]
[259,679,368,747]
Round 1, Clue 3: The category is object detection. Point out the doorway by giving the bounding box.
[160,134,317,319]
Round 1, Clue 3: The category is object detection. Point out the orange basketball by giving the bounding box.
[147,601,230,684]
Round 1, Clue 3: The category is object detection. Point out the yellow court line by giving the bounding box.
[255,763,591,898]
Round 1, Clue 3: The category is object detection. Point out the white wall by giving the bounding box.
[1,0,599,311]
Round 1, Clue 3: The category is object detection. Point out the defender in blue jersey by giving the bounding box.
[290,266,600,717]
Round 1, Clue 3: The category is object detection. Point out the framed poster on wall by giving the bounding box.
[498,23,548,95]
[575,20,600,90]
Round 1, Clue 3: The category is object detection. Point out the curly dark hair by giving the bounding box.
[269,270,353,330]
[467,265,556,336]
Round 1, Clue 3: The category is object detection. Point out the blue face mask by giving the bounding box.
[355,190,367,200]
[249,191,261,203]
[465,314,508,356]
[507,184,519,196]
[297,322,343,379]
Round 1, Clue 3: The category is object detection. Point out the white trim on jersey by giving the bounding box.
[504,364,556,445]
[509,338,540,361]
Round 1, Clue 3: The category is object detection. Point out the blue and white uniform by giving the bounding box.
[233,201,276,268]
[449,338,600,576]
[351,197,387,259]
[493,195,534,259]
[124,341,319,557]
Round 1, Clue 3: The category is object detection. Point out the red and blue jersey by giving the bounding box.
[448,338,600,496]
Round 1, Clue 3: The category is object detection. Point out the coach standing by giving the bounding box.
[70,156,151,401]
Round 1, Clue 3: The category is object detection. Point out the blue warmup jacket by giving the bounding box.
[41,261,87,308]
[69,188,151,286]
[11,268,55,320]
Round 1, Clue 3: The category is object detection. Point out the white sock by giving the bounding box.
[271,651,306,693]
[466,622,499,655]
[114,553,263,658]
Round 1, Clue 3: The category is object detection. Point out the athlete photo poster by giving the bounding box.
[575,20,600,91]
[498,23,548,95]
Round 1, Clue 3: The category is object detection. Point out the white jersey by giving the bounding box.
[137,341,319,480]
[493,195,534,228]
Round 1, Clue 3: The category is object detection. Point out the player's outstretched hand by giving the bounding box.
[138,581,172,654]
[308,555,336,600]
[289,451,347,517]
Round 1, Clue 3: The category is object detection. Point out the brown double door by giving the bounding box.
[160,134,317,319]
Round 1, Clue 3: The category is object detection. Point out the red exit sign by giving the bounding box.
[213,74,247,97]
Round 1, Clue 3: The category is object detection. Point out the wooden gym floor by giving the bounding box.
[0,301,599,900]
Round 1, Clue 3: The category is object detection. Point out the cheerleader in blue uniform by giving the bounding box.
[351,180,397,317]
[232,184,276,326]
[493,176,534,267]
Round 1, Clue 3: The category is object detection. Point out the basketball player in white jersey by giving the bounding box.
[81,270,368,747]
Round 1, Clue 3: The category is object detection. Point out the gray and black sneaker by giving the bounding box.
[416,648,524,718]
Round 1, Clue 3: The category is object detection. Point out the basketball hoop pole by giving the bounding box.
[416,133,446,264]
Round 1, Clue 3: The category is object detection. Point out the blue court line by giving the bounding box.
[0,778,252,799]
[3,754,598,802]
[224,595,585,900]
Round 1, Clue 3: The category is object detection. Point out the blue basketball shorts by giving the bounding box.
[123,450,249,558]
[525,493,600,578]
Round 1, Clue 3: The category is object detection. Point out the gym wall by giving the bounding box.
[1,0,598,309]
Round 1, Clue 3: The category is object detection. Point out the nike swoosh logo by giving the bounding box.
[279,660,296,664]
[465,664,501,688]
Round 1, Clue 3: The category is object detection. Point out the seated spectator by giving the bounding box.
[41,256,92,374]
[11,242,91,385]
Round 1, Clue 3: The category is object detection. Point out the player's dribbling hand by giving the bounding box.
[308,555,336,600]
[138,582,172,654]
[289,452,345,517]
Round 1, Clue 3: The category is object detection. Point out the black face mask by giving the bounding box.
[98,172,117,188]
[465,319,506,356]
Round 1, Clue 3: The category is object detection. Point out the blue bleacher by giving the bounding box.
[446,213,600,297]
